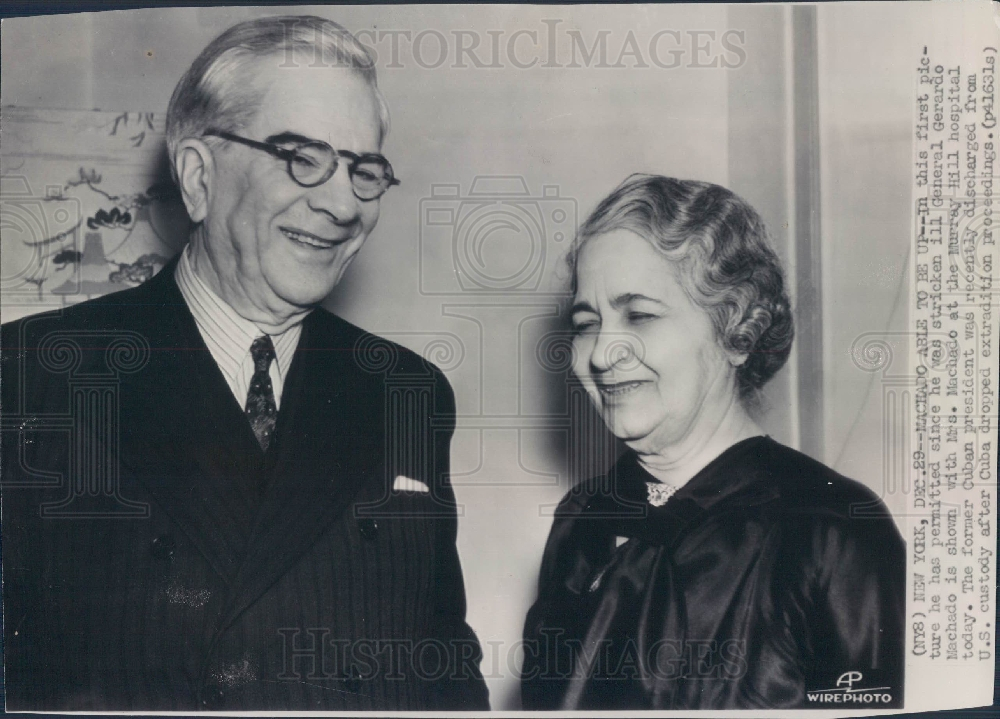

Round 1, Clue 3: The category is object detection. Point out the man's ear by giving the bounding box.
[174,138,215,224]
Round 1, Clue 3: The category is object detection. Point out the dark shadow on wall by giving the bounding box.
[533,302,622,492]
[147,142,190,256]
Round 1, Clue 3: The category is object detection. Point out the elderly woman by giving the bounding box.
[522,175,905,710]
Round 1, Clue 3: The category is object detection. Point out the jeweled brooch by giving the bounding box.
[646,481,678,507]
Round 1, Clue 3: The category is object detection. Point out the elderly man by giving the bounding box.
[1,16,488,711]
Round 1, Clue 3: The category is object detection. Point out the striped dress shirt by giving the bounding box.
[174,245,301,410]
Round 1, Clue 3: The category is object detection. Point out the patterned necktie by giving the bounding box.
[246,335,278,452]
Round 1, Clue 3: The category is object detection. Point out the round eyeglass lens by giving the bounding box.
[289,143,335,186]
[352,159,392,199]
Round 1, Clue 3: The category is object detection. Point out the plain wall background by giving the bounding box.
[1,3,933,707]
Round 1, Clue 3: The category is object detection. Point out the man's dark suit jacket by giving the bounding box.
[0,258,489,711]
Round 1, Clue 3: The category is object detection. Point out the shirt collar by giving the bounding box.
[174,244,300,382]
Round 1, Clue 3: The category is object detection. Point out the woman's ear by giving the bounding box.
[174,139,214,224]
[728,350,749,367]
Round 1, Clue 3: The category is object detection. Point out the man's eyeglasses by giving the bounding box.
[203,128,400,201]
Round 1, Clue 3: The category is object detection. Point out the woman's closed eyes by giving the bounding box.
[570,309,660,335]
[625,310,658,325]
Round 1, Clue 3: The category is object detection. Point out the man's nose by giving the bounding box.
[307,163,362,224]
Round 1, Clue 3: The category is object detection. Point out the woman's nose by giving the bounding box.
[590,329,640,372]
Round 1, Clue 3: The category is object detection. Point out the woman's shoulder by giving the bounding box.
[753,438,890,518]
[749,439,904,559]
[758,438,882,511]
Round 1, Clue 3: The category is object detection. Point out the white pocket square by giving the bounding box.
[393,475,429,493]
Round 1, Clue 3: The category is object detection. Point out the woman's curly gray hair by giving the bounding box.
[568,174,794,402]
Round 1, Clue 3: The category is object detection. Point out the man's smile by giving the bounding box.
[279,226,351,249]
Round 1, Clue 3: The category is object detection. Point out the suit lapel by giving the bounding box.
[122,260,265,583]
[216,310,381,631]
[126,272,386,630]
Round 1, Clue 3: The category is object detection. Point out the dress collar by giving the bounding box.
[590,436,781,547]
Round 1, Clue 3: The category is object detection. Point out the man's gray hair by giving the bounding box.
[165,15,389,179]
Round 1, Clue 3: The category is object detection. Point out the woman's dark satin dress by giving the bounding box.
[522,436,905,709]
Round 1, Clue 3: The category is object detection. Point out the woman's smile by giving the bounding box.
[595,379,652,398]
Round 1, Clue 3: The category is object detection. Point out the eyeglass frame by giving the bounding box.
[202,128,400,200]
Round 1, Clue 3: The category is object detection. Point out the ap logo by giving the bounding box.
[836,671,863,690]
